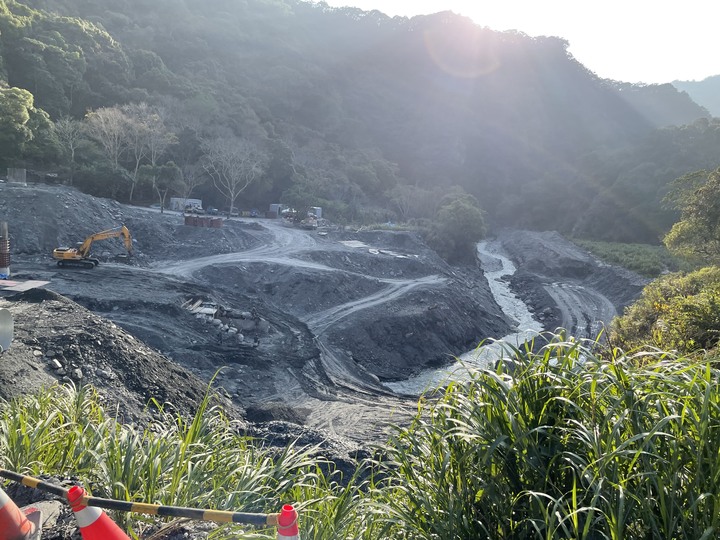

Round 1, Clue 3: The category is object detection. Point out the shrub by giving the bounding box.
[611,266,720,353]
[424,198,486,263]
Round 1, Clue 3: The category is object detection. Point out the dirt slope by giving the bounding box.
[0,287,237,423]
[0,182,516,445]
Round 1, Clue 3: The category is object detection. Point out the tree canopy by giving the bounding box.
[425,195,486,263]
[663,168,720,265]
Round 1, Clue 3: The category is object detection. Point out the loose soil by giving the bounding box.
[0,183,645,538]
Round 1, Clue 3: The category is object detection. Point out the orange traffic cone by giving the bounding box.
[0,486,35,540]
[276,504,299,539]
[67,485,130,540]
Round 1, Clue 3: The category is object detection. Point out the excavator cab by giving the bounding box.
[53,225,133,269]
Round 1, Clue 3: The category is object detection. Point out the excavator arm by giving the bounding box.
[77,226,133,257]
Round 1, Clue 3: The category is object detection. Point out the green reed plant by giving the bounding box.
[0,384,106,475]
[4,335,720,539]
[0,383,346,538]
[372,334,720,539]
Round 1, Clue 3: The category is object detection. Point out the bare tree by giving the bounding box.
[54,116,85,185]
[390,184,418,221]
[201,137,265,215]
[178,162,206,209]
[141,162,182,213]
[146,107,175,169]
[85,103,176,203]
[84,107,129,171]
[122,103,153,202]
[138,105,177,209]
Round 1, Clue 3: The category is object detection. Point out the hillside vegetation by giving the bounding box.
[0,0,716,243]
[572,239,685,277]
[610,167,720,356]
[4,336,720,539]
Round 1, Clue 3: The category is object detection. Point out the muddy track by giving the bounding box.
[543,282,617,337]
[305,275,446,335]
[156,224,450,398]
[498,229,644,339]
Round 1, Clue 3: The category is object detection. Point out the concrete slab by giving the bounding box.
[0,280,50,292]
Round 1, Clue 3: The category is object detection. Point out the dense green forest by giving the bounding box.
[0,0,717,244]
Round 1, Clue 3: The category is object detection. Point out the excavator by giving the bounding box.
[53,225,133,269]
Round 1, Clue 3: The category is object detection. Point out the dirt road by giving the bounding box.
[499,229,645,338]
[305,275,446,335]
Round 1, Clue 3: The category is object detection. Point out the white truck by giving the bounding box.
[169,197,203,212]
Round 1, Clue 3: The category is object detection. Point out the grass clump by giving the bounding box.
[0,384,372,539]
[4,335,720,539]
[572,238,688,277]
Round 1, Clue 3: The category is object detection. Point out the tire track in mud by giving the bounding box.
[542,282,616,337]
[153,222,320,278]
[151,221,448,441]
[304,275,446,335]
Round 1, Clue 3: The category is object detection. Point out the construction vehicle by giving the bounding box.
[53,225,133,269]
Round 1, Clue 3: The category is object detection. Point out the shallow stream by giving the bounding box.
[384,239,543,395]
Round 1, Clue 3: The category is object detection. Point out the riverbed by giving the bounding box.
[385,239,543,394]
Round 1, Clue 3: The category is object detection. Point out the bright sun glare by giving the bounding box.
[319,0,719,84]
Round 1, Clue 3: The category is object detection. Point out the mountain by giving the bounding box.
[673,75,720,117]
[611,82,709,127]
[1,0,718,243]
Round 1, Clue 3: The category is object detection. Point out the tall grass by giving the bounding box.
[3,335,720,538]
[0,384,352,538]
[372,336,720,539]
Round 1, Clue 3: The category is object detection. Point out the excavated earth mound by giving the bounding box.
[0,287,238,422]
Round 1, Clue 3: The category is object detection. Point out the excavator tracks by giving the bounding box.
[57,259,98,269]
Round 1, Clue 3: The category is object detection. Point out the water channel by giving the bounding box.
[384,239,543,395]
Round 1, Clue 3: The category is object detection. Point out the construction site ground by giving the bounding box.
[0,183,518,444]
[0,183,646,445]
[0,182,647,538]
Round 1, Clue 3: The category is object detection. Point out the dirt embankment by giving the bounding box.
[497,229,647,336]
[0,287,239,423]
[0,183,516,447]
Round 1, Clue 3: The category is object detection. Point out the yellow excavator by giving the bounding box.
[53,225,133,269]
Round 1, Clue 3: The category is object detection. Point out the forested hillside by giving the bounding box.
[0,0,716,243]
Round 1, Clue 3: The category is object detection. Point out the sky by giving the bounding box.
[319,0,718,84]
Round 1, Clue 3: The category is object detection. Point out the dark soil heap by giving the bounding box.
[0,287,238,423]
